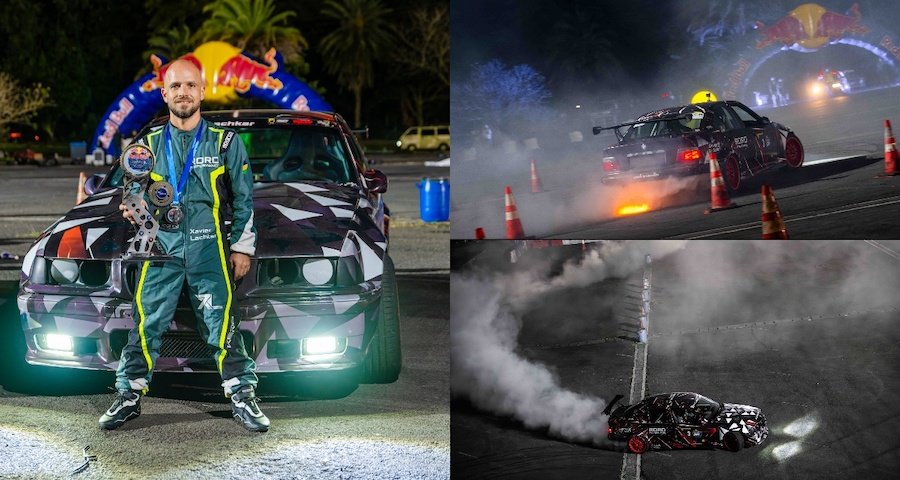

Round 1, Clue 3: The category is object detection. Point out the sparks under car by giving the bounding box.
[594,100,804,192]
[604,392,769,454]
[16,110,400,389]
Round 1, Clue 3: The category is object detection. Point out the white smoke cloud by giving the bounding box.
[451,240,687,445]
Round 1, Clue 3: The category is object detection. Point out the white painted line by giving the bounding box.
[621,263,651,480]
[801,154,868,166]
[864,240,900,261]
[678,195,900,239]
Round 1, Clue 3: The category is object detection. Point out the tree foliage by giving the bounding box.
[392,4,449,125]
[0,72,52,133]
[319,0,396,127]
[453,60,551,139]
[199,0,307,63]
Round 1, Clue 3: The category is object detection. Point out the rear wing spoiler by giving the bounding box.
[602,394,625,415]
[593,113,694,143]
[592,113,693,136]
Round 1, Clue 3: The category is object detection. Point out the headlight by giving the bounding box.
[257,258,342,288]
[50,259,79,284]
[302,258,334,285]
[395,140,402,147]
[42,259,111,287]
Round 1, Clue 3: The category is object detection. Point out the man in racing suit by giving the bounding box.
[99,58,268,432]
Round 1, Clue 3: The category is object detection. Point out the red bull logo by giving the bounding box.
[138,42,283,102]
[755,3,867,50]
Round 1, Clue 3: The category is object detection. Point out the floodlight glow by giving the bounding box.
[44,334,74,352]
[304,336,338,355]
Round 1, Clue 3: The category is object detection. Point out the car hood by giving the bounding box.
[28,181,384,262]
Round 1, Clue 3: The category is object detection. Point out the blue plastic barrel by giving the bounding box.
[416,177,450,222]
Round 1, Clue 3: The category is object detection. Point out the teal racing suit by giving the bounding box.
[115,118,258,396]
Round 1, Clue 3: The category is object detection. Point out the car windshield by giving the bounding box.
[105,125,356,187]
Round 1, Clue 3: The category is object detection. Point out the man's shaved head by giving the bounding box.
[161,58,205,121]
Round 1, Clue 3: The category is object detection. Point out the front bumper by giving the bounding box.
[17,283,383,373]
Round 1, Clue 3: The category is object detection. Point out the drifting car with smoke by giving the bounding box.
[593,100,804,192]
[604,392,769,454]
[16,110,401,391]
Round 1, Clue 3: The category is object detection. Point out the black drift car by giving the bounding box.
[605,392,769,454]
[593,100,804,192]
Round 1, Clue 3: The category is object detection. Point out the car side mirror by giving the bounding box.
[363,168,388,194]
[84,174,106,196]
[761,116,770,124]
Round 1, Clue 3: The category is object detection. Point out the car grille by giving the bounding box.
[159,331,217,359]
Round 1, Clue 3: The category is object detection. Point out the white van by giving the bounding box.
[396,125,450,152]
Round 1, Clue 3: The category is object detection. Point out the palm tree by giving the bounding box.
[142,25,197,65]
[198,0,307,63]
[319,0,396,127]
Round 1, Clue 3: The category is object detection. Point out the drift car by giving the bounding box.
[16,110,401,390]
[593,100,804,192]
[604,392,769,454]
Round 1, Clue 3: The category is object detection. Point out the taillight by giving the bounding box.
[677,148,702,163]
[608,427,612,434]
[602,156,618,172]
[745,420,757,427]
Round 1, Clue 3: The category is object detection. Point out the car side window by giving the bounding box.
[729,103,763,126]
[709,105,743,131]
[437,127,449,135]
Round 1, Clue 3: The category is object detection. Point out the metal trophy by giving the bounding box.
[120,144,173,260]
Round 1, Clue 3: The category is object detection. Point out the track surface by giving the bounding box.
[451,87,900,239]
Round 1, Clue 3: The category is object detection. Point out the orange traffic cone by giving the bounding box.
[474,227,485,240]
[504,186,525,239]
[884,120,898,176]
[75,171,87,204]
[761,185,788,239]
[704,151,737,214]
[530,158,544,193]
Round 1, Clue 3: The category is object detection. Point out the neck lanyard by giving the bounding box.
[165,122,204,205]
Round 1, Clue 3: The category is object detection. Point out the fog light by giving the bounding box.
[40,333,74,352]
[303,336,338,355]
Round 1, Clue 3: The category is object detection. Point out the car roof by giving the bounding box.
[635,101,747,122]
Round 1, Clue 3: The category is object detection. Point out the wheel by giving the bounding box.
[723,154,741,193]
[784,133,804,168]
[438,143,449,152]
[362,254,401,383]
[405,144,417,152]
[627,435,649,454]
[722,431,744,452]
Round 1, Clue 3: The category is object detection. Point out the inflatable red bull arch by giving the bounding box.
[91,41,331,157]
[714,3,900,102]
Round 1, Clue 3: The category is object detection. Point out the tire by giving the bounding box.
[784,133,804,168]
[438,143,449,152]
[723,431,744,452]
[362,254,401,383]
[723,154,741,193]
[405,144,417,152]
[627,435,649,454]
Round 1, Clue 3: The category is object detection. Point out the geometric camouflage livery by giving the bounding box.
[17,110,396,375]
[606,392,769,454]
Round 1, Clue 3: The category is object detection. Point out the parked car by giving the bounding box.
[396,125,450,152]
[16,109,401,392]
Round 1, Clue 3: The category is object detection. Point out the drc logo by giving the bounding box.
[193,156,220,168]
